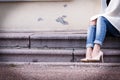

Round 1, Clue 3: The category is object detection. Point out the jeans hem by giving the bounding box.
[94,40,102,46]
[86,44,94,48]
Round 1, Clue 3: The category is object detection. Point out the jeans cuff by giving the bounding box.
[94,40,102,46]
[86,44,94,48]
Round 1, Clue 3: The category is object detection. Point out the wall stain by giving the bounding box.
[37,17,43,22]
[56,15,69,25]
[64,4,68,7]
[62,15,67,18]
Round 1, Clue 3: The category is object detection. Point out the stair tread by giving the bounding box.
[0,48,120,55]
[0,33,32,39]
[0,32,119,39]
[0,32,86,39]
[31,33,86,39]
[0,62,120,67]
[0,62,120,80]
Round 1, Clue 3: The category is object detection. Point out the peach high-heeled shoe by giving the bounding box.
[81,58,91,62]
[89,51,104,62]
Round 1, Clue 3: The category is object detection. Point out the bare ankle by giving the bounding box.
[92,44,101,56]
[86,47,93,58]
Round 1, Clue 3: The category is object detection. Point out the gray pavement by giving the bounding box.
[0,62,120,80]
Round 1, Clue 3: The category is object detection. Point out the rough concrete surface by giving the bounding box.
[0,62,120,80]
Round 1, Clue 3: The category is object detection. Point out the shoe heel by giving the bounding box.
[89,51,104,62]
[101,54,104,63]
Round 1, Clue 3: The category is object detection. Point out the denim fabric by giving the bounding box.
[86,16,120,48]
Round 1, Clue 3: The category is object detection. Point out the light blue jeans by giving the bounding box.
[86,16,120,48]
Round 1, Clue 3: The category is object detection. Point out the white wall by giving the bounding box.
[0,0,100,32]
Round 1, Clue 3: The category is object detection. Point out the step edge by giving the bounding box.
[0,62,120,67]
[0,48,73,55]
[0,48,120,55]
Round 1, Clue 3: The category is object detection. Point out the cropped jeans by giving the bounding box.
[86,16,120,48]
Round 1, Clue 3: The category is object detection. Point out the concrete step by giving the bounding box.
[0,48,120,62]
[0,62,120,80]
[0,32,120,49]
[0,33,32,48]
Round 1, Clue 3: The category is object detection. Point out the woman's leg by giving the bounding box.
[91,16,120,58]
[86,20,97,58]
[92,16,107,57]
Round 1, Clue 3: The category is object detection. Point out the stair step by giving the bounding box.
[0,48,73,62]
[74,49,120,63]
[0,48,120,62]
[0,62,120,80]
[0,33,32,48]
[0,32,120,49]
[1,62,120,68]
[30,33,86,48]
